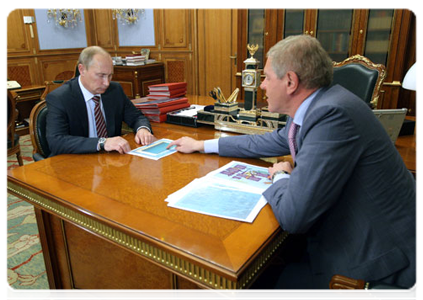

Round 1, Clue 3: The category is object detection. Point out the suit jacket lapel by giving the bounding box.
[69,79,90,136]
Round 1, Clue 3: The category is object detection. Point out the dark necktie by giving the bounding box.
[92,96,108,138]
[288,121,300,162]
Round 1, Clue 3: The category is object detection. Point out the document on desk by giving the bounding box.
[128,138,176,160]
[166,161,272,223]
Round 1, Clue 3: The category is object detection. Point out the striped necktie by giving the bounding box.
[92,96,108,138]
[288,121,300,163]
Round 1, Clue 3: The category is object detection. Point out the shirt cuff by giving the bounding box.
[272,172,290,183]
[203,139,219,153]
[136,126,151,133]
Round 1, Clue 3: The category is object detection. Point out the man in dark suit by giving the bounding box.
[46,46,155,157]
[168,35,415,289]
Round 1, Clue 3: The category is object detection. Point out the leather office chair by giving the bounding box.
[7,90,24,166]
[29,100,50,161]
[74,62,80,77]
[329,275,420,300]
[32,80,67,161]
[332,55,386,109]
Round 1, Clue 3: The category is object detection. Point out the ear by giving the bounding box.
[286,71,300,95]
[78,64,85,76]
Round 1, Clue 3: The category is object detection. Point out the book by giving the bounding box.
[144,113,168,123]
[146,91,187,100]
[139,102,191,115]
[125,54,146,66]
[148,87,187,96]
[134,97,189,109]
[148,82,187,92]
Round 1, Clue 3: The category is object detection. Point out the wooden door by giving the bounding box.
[197,9,238,98]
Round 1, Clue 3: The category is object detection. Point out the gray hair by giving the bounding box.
[267,35,333,89]
[78,46,111,69]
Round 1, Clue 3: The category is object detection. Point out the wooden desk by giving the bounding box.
[395,117,420,177]
[7,123,286,289]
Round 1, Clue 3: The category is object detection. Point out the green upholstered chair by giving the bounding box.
[329,275,420,300]
[332,55,386,109]
[29,100,50,161]
[7,90,23,166]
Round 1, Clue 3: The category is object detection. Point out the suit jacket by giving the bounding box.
[46,77,151,156]
[219,85,415,288]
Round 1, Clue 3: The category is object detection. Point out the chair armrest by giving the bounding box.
[329,275,366,289]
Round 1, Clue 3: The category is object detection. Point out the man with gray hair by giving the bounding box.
[46,46,155,156]
[168,35,415,289]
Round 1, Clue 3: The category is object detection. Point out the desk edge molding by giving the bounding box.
[8,180,287,289]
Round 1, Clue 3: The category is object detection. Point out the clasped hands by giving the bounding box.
[102,128,155,154]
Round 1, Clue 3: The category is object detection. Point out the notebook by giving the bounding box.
[373,108,407,143]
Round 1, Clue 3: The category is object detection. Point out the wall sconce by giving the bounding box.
[112,9,145,25]
[47,9,82,28]
[402,63,416,91]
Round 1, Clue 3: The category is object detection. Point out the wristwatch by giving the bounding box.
[98,137,107,151]
[271,170,290,182]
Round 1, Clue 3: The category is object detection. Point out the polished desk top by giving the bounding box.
[7,122,282,288]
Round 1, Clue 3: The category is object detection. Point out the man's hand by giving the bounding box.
[167,137,204,153]
[135,128,155,146]
[103,136,132,154]
[268,161,293,179]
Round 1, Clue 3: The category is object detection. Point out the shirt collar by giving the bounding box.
[293,88,322,127]
[78,76,99,103]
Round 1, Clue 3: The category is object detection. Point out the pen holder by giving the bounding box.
[214,102,238,115]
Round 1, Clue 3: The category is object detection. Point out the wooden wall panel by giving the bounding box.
[7,57,39,85]
[161,53,193,94]
[160,10,190,49]
[93,9,116,52]
[38,55,79,82]
[7,9,35,55]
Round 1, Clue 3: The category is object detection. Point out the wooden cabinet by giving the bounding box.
[113,63,165,98]
[12,85,45,136]
[237,9,415,111]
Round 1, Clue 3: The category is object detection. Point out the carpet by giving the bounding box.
[7,135,49,289]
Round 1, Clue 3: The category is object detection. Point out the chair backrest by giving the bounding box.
[29,100,50,160]
[332,55,386,108]
[74,62,80,77]
[40,80,66,101]
[7,90,18,147]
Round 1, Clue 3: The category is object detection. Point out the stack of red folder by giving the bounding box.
[133,96,190,123]
[146,82,187,100]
